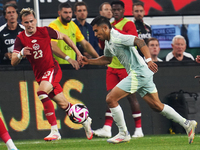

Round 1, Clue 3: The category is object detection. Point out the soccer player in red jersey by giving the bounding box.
[11,8,93,141]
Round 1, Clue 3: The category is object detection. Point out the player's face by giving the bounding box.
[93,24,108,41]
[5,6,18,24]
[59,7,72,24]
[21,14,37,35]
[100,4,112,20]
[171,38,186,56]
[132,5,145,21]
[111,4,124,21]
[148,40,160,56]
[74,5,88,21]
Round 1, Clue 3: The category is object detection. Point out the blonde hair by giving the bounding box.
[20,7,35,20]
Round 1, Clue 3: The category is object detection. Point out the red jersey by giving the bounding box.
[13,27,60,82]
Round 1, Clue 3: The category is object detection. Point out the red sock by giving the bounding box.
[37,91,57,126]
[0,118,11,143]
[132,111,142,128]
[64,103,73,115]
[104,110,113,127]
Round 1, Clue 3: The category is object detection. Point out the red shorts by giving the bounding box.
[38,66,63,99]
[106,67,128,91]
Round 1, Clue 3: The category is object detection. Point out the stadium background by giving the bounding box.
[0,0,200,139]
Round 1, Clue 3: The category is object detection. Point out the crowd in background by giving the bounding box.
[0,0,197,65]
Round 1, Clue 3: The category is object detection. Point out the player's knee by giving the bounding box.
[37,91,48,101]
[150,101,164,112]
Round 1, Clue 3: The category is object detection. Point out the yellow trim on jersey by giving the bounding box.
[49,18,84,64]
[108,18,130,69]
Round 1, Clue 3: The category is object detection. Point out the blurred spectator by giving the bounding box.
[0,0,20,26]
[73,2,100,58]
[132,1,151,44]
[98,2,112,55]
[147,37,163,62]
[0,3,24,65]
[165,35,194,61]
[49,2,99,64]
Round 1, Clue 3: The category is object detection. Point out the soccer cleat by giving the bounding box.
[132,128,144,138]
[185,120,197,144]
[82,117,93,140]
[44,130,61,141]
[107,131,131,144]
[93,127,112,138]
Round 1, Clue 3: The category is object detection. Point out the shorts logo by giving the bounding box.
[33,43,40,50]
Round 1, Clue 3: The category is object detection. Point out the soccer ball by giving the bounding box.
[68,104,89,124]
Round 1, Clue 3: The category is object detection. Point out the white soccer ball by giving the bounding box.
[68,104,89,124]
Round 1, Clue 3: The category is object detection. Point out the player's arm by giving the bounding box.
[58,32,83,65]
[11,47,32,66]
[134,37,158,73]
[79,39,99,58]
[51,40,80,70]
[82,55,112,67]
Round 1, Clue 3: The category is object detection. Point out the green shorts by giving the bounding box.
[116,71,157,97]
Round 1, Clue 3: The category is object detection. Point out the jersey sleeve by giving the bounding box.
[13,36,23,54]
[113,29,136,47]
[74,23,84,42]
[48,22,60,42]
[46,26,59,39]
[122,21,138,37]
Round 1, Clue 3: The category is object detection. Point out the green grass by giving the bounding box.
[1,134,200,150]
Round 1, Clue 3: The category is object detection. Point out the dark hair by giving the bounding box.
[147,37,159,46]
[74,1,87,12]
[91,16,111,29]
[132,1,144,8]
[3,0,16,5]
[3,3,18,16]
[99,2,110,11]
[19,7,35,20]
[110,0,124,8]
[58,2,72,11]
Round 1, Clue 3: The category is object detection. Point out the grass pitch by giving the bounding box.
[0,134,200,150]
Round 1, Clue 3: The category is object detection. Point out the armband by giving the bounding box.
[65,56,70,61]
[145,58,152,63]
[20,48,25,56]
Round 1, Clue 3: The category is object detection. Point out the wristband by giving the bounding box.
[145,58,152,63]
[17,53,23,59]
[65,56,70,60]
[20,48,25,56]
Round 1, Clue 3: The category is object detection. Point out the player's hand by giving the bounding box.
[23,47,32,56]
[148,61,158,73]
[68,58,80,70]
[195,55,200,63]
[77,54,83,65]
[5,52,12,59]
[81,56,89,67]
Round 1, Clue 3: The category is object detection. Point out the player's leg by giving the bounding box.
[52,91,93,140]
[106,86,131,144]
[118,68,143,138]
[0,117,18,150]
[127,93,144,138]
[37,80,60,141]
[143,92,197,144]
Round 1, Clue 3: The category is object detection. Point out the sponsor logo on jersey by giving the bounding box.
[33,43,40,50]
[138,33,151,39]
[4,39,15,45]
[3,33,9,36]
